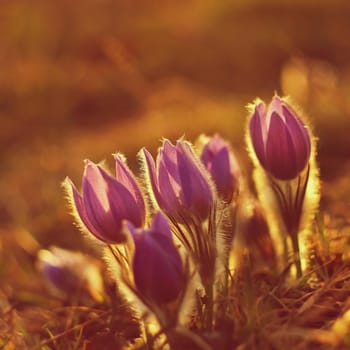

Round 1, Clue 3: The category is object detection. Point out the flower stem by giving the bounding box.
[282,235,288,267]
[173,326,212,350]
[291,234,302,278]
[204,282,214,331]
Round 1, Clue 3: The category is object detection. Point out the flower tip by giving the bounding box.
[112,153,126,163]
[197,133,209,145]
[138,147,146,156]
[176,137,190,147]
[212,133,222,140]
[151,212,171,234]
[83,159,97,171]
[162,138,174,148]
[248,98,265,114]
[270,94,284,109]
[61,177,79,200]
[140,147,155,166]
[83,160,100,179]
[124,220,138,240]
[176,134,186,143]
[62,176,72,187]
[272,91,281,98]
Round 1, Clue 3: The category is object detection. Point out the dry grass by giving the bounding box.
[2,174,350,350]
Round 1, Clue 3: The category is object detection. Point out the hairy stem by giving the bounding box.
[291,234,302,278]
[204,282,214,331]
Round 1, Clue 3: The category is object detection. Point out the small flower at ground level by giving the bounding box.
[249,95,311,180]
[242,201,276,267]
[126,212,184,304]
[200,134,240,203]
[142,139,213,222]
[37,246,104,302]
[64,155,146,243]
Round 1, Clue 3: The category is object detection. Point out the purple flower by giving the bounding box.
[200,134,240,202]
[37,246,104,300]
[243,202,276,267]
[65,155,146,243]
[249,96,311,180]
[142,139,213,222]
[127,212,184,304]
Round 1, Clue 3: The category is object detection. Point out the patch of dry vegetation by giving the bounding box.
[2,184,350,350]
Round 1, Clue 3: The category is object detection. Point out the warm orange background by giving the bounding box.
[1,0,350,248]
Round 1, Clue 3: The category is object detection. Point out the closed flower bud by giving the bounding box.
[142,139,213,222]
[249,96,311,180]
[126,212,184,304]
[242,201,276,267]
[65,155,146,243]
[200,134,240,203]
[37,246,104,301]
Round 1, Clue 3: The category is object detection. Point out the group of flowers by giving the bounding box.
[42,95,319,347]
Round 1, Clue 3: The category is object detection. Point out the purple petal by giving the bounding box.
[176,142,213,220]
[133,240,183,303]
[201,135,225,167]
[114,154,145,216]
[161,140,181,189]
[158,157,182,215]
[83,163,122,242]
[249,102,267,166]
[65,177,107,241]
[99,167,145,228]
[159,140,184,215]
[282,105,311,171]
[150,212,172,239]
[211,147,235,202]
[210,134,227,151]
[269,96,284,116]
[133,219,183,303]
[265,113,298,180]
[83,162,141,242]
[162,139,178,164]
[42,263,77,292]
[200,147,212,168]
[125,220,138,240]
[142,148,163,206]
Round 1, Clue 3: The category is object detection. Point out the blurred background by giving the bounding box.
[1,0,350,254]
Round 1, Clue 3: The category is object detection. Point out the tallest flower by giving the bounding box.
[249,96,311,180]
[248,95,318,277]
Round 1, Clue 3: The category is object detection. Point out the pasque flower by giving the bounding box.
[242,201,276,267]
[37,246,104,301]
[126,212,184,304]
[249,96,311,180]
[248,96,318,278]
[65,155,146,243]
[142,139,213,222]
[200,134,240,202]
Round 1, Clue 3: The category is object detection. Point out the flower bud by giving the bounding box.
[65,155,146,243]
[242,201,276,267]
[200,134,240,203]
[127,212,184,304]
[142,139,213,222]
[249,96,311,180]
[37,246,104,301]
